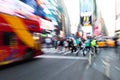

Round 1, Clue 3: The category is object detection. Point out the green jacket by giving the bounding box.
[91,39,97,46]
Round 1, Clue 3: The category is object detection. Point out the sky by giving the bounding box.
[63,0,80,34]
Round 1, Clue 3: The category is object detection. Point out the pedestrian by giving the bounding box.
[53,38,58,49]
[113,34,119,48]
[79,38,83,50]
[64,39,69,52]
[57,38,64,51]
[83,37,91,56]
[45,37,52,48]
[71,38,77,53]
[76,38,80,48]
[91,37,97,54]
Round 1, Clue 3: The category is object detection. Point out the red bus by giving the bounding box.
[0,12,44,65]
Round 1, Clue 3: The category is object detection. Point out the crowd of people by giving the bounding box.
[49,36,98,56]
[42,33,120,56]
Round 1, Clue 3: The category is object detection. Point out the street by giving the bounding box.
[1,47,120,80]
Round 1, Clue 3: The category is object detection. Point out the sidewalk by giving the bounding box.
[82,65,110,80]
[91,48,120,80]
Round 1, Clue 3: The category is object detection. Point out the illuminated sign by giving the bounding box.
[80,16,92,26]
[80,0,93,16]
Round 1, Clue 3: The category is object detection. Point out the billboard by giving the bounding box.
[80,0,93,16]
[0,0,35,18]
[80,0,93,26]
[40,17,55,30]
[82,26,93,35]
[80,16,92,26]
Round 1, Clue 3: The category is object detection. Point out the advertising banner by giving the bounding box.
[80,16,92,26]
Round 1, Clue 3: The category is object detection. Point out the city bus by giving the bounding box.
[0,12,44,65]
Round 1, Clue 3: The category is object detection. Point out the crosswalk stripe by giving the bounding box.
[35,55,88,60]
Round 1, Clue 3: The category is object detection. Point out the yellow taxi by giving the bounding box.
[97,40,106,47]
[106,38,115,47]
[97,37,115,47]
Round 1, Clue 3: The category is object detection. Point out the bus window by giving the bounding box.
[3,32,11,46]
[0,32,3,46]
[3,32,17,46]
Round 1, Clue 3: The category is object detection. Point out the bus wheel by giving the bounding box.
[24,49,34,60]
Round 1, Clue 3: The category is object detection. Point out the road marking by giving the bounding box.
[63,52,70,55]
[102,59,110,78]
[114,65,120,72]
[86,64,90,69]
[35,55,88,60]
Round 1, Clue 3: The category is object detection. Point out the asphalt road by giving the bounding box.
[2,47,119,80]
[0,55,109,80]
[92,48,120,80]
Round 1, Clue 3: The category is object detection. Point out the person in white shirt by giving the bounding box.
[64,40,68,52]
[45,37,52,48]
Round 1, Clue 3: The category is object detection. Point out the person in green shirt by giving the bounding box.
[91,38,97,54]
